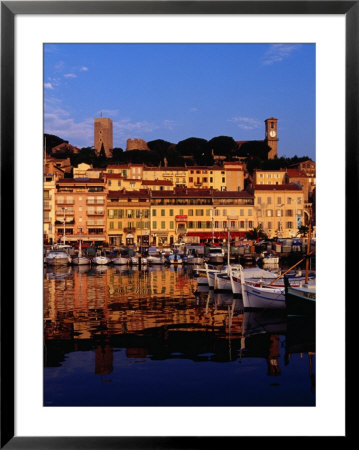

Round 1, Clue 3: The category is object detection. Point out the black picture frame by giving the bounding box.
[1,1,353,447]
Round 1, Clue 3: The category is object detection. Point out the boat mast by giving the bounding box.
[305,210,312,284]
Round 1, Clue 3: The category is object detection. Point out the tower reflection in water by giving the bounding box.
[44,265,315,406]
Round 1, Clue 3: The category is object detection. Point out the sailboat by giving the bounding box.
[284,217,316,316]
[72,238,91,265]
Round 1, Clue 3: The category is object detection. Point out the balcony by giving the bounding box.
[87,220,105,226]
[124,227,136,233]
[56,199,74,205]
[44,202,51,211]
[87,199,105,205]
[87,210,105,216]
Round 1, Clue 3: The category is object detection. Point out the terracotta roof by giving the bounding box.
[254,184,302,191]
[141,180,173,186]
[107,190,150,199]
[286,169,309,178]
[57,178,104,184]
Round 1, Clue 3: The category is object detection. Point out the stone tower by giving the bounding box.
[94,117,113,157]
[265,117,278,159]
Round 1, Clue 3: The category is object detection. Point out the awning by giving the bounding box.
[186,231,245,239]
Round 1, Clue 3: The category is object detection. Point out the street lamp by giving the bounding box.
[212,206,216,244]
[62,207,67,244]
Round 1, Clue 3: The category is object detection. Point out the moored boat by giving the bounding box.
[92,252,111,265]
[284,276,316,316]
[168,253,182,264]
[207,247,225,264]
[72,239,91,265]
[112,255,129,265]
[130,254,148,265]
[46,249,72,266]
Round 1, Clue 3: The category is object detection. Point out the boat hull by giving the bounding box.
[285,286,316,316]
[112,257,129,265]
[46,257,70,266]
[72,256,91,265]
[92,256,111,265]
[215,274,232,292]
[243,283,285,310]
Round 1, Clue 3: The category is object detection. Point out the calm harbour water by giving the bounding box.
[44,264,315,407]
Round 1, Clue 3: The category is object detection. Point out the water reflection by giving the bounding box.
[44,265,315,406]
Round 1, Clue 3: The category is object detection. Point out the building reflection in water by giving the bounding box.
[44,265,315,401]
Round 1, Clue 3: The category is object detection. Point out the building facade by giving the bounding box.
[55,178,107,243]
[254,184,305,238]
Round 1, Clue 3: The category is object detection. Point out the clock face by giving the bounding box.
[269,130,276,138]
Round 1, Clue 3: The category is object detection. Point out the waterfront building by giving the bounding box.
[44,173,57,244]
[150,188,255,245]
[94,117,113,157]
[55,178,107,244]
[254,184,305,238]
[106,190,151,247]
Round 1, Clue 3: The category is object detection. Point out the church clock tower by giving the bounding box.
[265,117,278,159]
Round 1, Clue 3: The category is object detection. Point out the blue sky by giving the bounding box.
[44,43,315,160]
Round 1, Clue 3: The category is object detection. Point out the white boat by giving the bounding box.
[168,253,182,264]
[204,263,227,288]
[185,254,204,265]
[214,264,243,291]
[242,281,286,310]
[147,255,165,265]
[72,239,91,265]
[229,266,279,295]
[112,255,129,265]
[92,252,111,265]
[207,247,225,264]
[130,254,148,265]
[46,249,72,266]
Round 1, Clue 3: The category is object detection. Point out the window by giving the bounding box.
[277,197,282,205]
[110,222,114,229]
[206,209,211,216]
[240,221,244,228]
[222,177,225,183]
[195,209,204,216]
[287,222,293,229]
[170,221,174,229]
[240,209,244,216]
[117,180,121,186]
[286,209,293,217]
[118,222,122,230]
[161,209,165,216]
[161,221,165,229]
[152,221,157,229]
[152,209,157,217]
[257,197,262,204]
[170,209,174,216]
[248,221,253,228]
[214,221,219,229]
[188,209,193,216]
[268,222,272,229]
[267,197,272,204]
[276,209,282,217]
[179,209,184,215]
[266,209,273,217]
[248,209,252,216]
